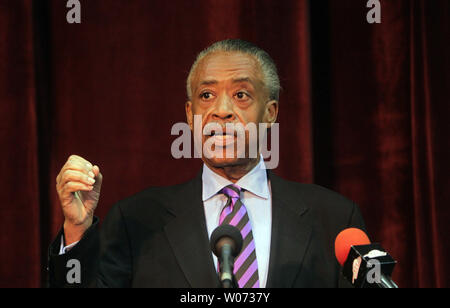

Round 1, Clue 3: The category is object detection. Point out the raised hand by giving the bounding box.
[56,155,103,244]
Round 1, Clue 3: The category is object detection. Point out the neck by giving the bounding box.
[204,157,260,183]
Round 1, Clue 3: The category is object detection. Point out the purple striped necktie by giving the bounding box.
[219,184,259,288]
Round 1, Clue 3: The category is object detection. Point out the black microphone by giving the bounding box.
[335,228,399,288]
[210,225,243,288]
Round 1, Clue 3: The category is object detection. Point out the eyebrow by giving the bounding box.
[199,79,219,86]
[199,77,255,87]
[232,77,253,84]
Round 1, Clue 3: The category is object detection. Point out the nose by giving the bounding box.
[212,94,235,122]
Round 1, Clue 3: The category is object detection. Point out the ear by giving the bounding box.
[263,100,279,127]
[185,101,193,130]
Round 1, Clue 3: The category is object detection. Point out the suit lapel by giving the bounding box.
[163,172,219,287]
[266,171,313,287]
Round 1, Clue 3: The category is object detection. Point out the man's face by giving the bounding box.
[186,51,278,169]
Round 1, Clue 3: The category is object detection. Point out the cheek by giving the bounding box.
[191,102,213,116]
[191,103,202,114]
[237,105,266,125]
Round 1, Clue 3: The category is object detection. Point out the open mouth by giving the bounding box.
[206,129,236,147]
[209,130,235,137]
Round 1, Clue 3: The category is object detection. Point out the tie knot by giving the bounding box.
[221,184,241,199]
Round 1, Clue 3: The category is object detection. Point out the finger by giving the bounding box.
[58,163,94,186]
[66,156,93,170]
[92,165,100,177]
[60,169,96,187]
[67,154,93,168]
[57,162,91,190]
[92,166,102,183]
[62,160,94,177]
[92,167,103,192]
[66,155,94,173]
[59,181,93,200]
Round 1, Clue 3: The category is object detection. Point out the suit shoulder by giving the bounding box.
[273,175,364,232]
[271,174,356,214]
[112,178,196,216]
[300,183,355,209]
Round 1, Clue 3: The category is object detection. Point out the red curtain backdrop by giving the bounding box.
[0,0,448,288]
[0,0,41,288]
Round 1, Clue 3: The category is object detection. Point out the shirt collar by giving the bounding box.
[202,156,270,202]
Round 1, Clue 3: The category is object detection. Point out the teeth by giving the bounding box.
[210,132,231,136]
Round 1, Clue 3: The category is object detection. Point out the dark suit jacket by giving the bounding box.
[48,170,366,288]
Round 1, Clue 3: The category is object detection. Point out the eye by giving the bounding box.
[200,92,214,101]
[234,91,250,101]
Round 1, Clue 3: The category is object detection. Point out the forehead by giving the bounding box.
[192,51,264,86]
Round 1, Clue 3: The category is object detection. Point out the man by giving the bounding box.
[48,39,366,288]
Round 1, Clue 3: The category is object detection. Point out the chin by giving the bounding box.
[201,140,255,168]
[204,156,247,168]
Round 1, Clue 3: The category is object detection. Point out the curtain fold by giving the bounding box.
[329,0,449,288]
[0,0,41,287]
[408,0,449,288]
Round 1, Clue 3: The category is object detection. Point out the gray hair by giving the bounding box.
[186,39,281,101]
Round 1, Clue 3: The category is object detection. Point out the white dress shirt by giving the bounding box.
[202,157,272,288]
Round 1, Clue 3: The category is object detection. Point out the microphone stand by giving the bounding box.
[379,274,399,288]
[219,244,238,288]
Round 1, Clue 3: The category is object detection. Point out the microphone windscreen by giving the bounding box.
[210,224,243,257]
[335,228,370,266]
